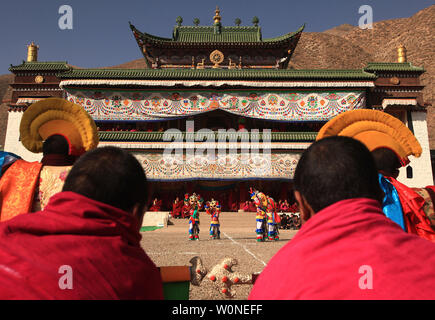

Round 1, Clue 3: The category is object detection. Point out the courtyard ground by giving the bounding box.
[140,211,299,300]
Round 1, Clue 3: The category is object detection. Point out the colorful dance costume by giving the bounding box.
[250,188,280,241]
[188,193,203,240]
[205,199,221,239]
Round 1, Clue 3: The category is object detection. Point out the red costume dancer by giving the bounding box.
[205,199,221,239]
[249,198,435,299]
[0,191,163,299]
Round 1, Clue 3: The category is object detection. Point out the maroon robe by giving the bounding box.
[149,199,162,212]
[171,200,183,218]
[0,191,163,299]
[249,198,435,300]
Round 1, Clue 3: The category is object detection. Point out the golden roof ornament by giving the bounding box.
[398,44,407,63]
[27,42,39,62]
[213,6,221,24]
[210,50,224,68]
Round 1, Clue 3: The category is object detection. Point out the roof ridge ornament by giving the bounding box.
[176,16,183,27]
[213,6,221,24]
[27,42,39,62]
[210,50,224,68]
[397,44,407,63]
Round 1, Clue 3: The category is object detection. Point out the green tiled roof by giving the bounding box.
[364,62,424,72]
[98,131,317,142]
[131,23,304,45]
[58,68,376,80]
[174,26,262,43]
[9,61,71,72]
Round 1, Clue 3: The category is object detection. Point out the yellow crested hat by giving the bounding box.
[20,98,99,155]
[316,109,422,166]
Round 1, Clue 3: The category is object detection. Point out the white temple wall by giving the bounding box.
[4,111,42,162]
[397,111,433,187]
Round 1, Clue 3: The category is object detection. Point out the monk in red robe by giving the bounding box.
[0,147,163,299]
[249,137,435,300]
[241,201,250,212]
[279,200,290,213]
[289,202,298,213]
[181,194,191,218]
[171,197,183,218]
[248,200,257,212]
[149,198,162,212]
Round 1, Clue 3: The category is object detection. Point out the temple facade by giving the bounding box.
[4,9,432,210]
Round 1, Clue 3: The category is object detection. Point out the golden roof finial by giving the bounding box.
[27,41,39,62]
[213,6,221,24]
[398,44,407,63]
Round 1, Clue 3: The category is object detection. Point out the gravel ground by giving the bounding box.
[140,211,299,300]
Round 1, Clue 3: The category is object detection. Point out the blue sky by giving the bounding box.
[0,0,433,74]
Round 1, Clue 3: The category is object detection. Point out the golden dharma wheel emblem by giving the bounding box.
[34,75,44,83]
[390,77,400,85]
[210,50,224,68]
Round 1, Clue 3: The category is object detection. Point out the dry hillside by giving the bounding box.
[292,5,434,146]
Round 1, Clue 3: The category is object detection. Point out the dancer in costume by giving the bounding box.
[188,193,203,240]
[317,109,435,242]
[250,188,280,241]
[250,188,266,241]
[0,98,99,221]
[205,198,221,239]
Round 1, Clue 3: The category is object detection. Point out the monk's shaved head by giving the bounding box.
[294,136,383,213]
[62,146,147,214]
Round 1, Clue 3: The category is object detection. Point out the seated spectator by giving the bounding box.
[249,136,435,299]
[280,200,289,213]
[289,202,298,213]
[149,198,162,212]
[291,213,301,229]
[242,201,250,212]
[171,197,183,218]
[248,200,257,212]
[0,146,163,299]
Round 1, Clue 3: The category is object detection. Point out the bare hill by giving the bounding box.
[292,5,435,147]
